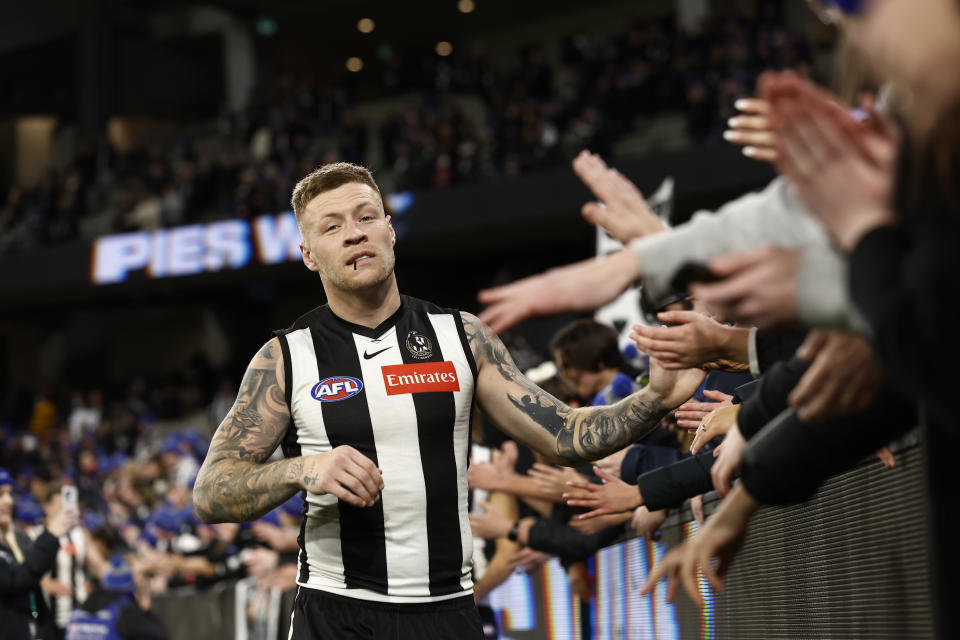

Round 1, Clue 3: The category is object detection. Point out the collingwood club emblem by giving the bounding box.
[405,330,433,360]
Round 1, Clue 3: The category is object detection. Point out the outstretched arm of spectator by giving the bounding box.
[477,249,642,334]
[573,150,667,244]
[468,460,571,504]
[563,467,643,520]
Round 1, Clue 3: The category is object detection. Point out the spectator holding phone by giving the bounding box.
[1,467,79,640]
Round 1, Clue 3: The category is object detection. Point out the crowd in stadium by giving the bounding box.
[0,6,820,257]
[3,0,959,638]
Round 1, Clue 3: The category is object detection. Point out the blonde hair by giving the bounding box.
[290,162,382,226]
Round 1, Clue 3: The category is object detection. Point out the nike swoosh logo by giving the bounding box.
[363,346,392,360]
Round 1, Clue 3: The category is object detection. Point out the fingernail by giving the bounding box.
[727,117,740,128]
[734,99,750,110]
[743,146,758,157]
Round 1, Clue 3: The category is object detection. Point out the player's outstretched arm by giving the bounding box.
[194,338,302,523]
[463,313,705,466]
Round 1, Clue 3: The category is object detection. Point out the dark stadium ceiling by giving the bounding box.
[123,0,666,55]
[2,0,671,67]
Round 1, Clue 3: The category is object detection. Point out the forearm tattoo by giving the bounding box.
[193,339,299,523]
[463,314,667,465]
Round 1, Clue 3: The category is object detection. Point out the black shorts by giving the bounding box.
[289,587,484,640]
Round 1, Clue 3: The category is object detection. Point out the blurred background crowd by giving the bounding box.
[2,0,958,638]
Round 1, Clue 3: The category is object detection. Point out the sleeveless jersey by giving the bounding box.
[275,295,477,604]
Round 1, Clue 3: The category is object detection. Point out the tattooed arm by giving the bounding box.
[194,338,383,523]
[463,313,705,466]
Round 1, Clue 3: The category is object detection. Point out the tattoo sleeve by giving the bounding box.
[463,313,669,466]
[193,339,301,523]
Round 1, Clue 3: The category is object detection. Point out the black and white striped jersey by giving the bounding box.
[275,295,477,603]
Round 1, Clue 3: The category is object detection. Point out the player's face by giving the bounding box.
[0,485,14,529]
[299,182,396,293]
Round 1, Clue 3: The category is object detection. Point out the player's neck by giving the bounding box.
[325,276,402,329]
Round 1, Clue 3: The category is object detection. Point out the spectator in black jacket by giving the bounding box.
[1,468,78,640]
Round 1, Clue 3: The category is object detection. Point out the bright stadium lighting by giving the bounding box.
[435,41,453,56]
[357,18,375,33]
[346,57,364,72]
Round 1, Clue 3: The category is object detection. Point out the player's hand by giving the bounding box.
[527,463,588,501]
[631,506,667,541]
[299,446,383,508]
[477,249,640,334]
[673,390,734,431]
[690,404,741,453]
[711,425,747,497]
[645,358,707,409]
[723,98,778,162]
[573,150,666,243]
[563,466,642,520]
[787,330,882,421]
[629,311,739,370]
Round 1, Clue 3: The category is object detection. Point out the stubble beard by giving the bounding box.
[322,252,396,293]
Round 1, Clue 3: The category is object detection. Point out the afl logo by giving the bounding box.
[311,376,363,402]
[405,330,433,360]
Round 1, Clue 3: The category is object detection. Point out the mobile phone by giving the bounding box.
[61,485,78,510]
[671,262,722,293]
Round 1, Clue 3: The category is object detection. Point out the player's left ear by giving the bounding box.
[386,215,396,245]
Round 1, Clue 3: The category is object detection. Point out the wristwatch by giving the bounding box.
[507,521,520,542]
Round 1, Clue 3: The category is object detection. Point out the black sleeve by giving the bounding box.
[117,604,170,640]
[737,357,809,440]
[733,380,759,404]
[526,521,624,561]
[635,451,717,512]
[754,329,808,376]
[849,221,959,426]
[0,530,60,595]
[740,387,917,505]
[618,444,685,484]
